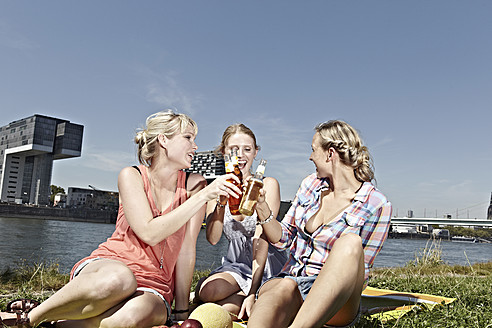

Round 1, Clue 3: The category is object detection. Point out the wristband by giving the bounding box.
[257,211,274,225]
[216,197,226,208]
[172,308,189,314]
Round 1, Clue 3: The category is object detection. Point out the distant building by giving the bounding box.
[0,114,83,205]
[67,187,118,210]
[53,193,67,208]
[185,150,225,183]
[488,192,492,220]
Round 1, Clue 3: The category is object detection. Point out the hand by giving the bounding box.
[206,174,242,202]
[238,294,256,320]
[257,188,266,204]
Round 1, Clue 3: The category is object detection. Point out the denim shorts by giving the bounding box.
[256,273,317,301]
[72,258,173,326]
[256,274,361,328]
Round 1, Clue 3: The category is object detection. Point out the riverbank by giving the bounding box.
[1,260,490,327]
[0,203,117,223]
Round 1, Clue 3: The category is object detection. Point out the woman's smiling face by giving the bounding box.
[224,132,258,176]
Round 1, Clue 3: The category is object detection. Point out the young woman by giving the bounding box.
[1,110,241,328]
[247,120,392,328]
[196,124,287,320]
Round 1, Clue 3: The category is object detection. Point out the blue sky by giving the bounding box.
[1,1,491,219]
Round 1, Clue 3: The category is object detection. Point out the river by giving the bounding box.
[1,217,491,274]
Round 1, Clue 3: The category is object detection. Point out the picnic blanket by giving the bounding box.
[361,286,456,323]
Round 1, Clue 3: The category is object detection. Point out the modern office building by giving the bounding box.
[185,150,225,183]
[0,114,83,205]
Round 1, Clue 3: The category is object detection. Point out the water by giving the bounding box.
[1,217,491,274]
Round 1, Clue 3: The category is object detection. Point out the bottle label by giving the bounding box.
[225,161,234,173]
[256,164,266,176]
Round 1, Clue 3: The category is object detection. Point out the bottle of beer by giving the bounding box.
[218,154,231,206]
[239,159,267,216]
[227,149,243,215]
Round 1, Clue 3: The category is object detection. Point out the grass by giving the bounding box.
[1,240,491,328]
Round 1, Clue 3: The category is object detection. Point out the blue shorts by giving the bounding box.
[72,258,173,326]
[256,273,316,301]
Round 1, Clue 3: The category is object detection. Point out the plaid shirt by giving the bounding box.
[273,173,391,282]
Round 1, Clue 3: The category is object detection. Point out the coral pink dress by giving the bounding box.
[70,165,188,305]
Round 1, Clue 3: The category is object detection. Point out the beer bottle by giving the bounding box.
[239,159,267,216]
[227,149,243,215]
[219,154,231,206]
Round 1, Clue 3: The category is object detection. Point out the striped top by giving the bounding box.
[273,173,392,283]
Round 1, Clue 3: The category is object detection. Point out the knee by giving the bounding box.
[259,278,299,301]
[198,279,218,302]
[332,233,363,258]
[91,265,137,301]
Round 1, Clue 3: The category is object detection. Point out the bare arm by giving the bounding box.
[204,199,226,245]
[174,174,206,320]
[254,177,284,244]
[239,177,280,319]
[119,166,241,246]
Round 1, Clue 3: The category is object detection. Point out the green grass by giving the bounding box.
[1,241,491,327]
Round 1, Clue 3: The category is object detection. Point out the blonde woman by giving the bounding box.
[248,120,392,328]
[1,110,241,328]
[197,124,287,320]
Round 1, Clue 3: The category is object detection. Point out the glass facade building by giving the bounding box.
[0,114,83,205]
[185,150,225,184]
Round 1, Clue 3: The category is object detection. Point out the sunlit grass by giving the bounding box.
[1,243,491,327]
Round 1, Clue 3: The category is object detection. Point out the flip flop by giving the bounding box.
[6,299,40,314]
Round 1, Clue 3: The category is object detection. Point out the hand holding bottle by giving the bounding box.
[239,159,267,216]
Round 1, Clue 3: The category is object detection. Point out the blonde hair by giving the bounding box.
[315,120,374,182]
[135,110,197,165]
[215,123,259,155]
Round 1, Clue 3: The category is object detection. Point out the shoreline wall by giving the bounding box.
[0,203,117,224]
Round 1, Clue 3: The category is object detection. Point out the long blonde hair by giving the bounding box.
[315,120,374,182]
[135,110,197,165]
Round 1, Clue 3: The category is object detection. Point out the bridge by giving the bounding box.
[391,217,492,228]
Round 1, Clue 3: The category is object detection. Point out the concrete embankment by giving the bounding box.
[0,203,117,224]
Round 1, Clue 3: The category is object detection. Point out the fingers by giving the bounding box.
[213,174,242,199]
[238,304,246,319]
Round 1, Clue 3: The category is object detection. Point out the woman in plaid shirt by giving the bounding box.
[247,120,392,328]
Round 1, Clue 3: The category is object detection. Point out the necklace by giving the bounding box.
[158,190,175,269]
[148,168,177,270]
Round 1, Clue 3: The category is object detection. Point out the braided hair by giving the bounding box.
[315,120,374,182]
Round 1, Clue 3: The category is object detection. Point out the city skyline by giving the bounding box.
[1,1,491,218]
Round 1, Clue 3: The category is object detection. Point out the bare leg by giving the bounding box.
[56,290,167,328]
[198,272,241,302]
[26,259,138,326]
[247,278,303,328]
[290,233,365,328]
[215,291,246,318]
[198,272,245,316]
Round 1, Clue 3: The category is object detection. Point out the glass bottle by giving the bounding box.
[227,149,243,215]
[218,154,231,206]
[239,159,267,216]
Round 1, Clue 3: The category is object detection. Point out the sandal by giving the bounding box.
[1,311,32,327]
[1,313,55,328]
[6,299,40,314]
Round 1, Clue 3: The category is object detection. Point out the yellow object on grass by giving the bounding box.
[189,302,233,328]
[361,286,456,323]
